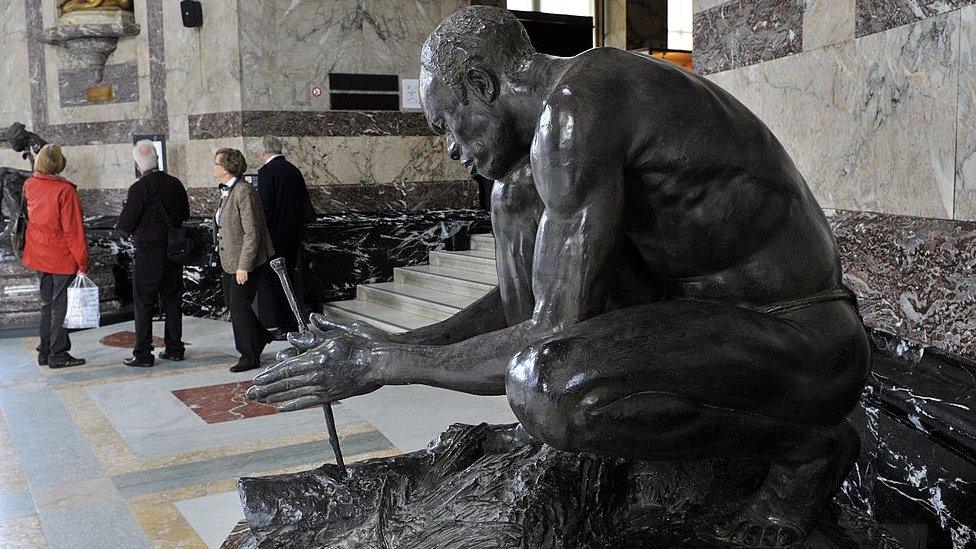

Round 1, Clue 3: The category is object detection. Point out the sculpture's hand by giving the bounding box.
[271,313,396,364]
[246,332,384,412]
[309,313,397,343]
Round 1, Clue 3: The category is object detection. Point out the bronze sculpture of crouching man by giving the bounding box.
[249,7,870,547]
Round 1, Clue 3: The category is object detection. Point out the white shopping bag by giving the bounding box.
[64,273,100,329]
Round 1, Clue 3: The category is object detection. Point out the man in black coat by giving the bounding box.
[117,140,190,366]
[255,136,313,339]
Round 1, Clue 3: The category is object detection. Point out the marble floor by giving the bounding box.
[0,317,516,548]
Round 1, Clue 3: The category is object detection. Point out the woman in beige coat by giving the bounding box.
[212,148,275,372]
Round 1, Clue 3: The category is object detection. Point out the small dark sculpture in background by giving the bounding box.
[246,7,874,547]
[1,123,47,254]
[3,122,47,166]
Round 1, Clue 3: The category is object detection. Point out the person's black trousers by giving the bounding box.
[257,250,303,332]
[37,272,73,363]
[222,266,270,367]
[132,247,185,360]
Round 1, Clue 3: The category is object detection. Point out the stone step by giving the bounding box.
[394,265,497,300]
[469,233,495,251]
[356,282,467,320]
[428,250,497,274]
[321,300,442,334]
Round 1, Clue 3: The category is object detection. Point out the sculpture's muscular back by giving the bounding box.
[530,48,842,311]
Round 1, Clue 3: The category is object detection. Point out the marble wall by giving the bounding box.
[1,0,474,213]
[695,0,976,222]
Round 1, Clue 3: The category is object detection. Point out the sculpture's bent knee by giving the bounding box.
[506,339,582,451]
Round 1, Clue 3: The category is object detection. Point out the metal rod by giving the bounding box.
[269,257,347,476]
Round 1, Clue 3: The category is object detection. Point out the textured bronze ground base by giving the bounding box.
[227,423,898,549]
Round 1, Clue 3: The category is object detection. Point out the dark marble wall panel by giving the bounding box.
[828,210,976,360]
[1,210,490,326]
[693,0,804,75]
[68,180,478,220]
[188,111,434,140]
[856,0,976,38]
[839,329,976,548]
[307,180,479,214]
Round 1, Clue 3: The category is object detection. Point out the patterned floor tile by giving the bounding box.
[172,380,277,424]
[98,331,169,349]
[0,514,48,548]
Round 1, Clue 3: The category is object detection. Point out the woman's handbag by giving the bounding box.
[64,273,100,329]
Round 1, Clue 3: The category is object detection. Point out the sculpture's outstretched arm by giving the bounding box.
[248,99,627,409]
[392,287,509,345]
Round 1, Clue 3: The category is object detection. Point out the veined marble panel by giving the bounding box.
[956,6,976,221]
[237,0,465,111]
[693,0,734,12]
[803,0,855,51]
[187,0,242,116]
[241,136,468,186]
[188,111,433,140]
[182,137,246,189]
[828,210,976,358]
[694,0,804,74]
[0,1,33,128]
[57,142,138,191]
[709,11,960,218]
[856,0,976,37]
[603,0,628,49]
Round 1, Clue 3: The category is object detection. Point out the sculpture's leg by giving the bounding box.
[506,298,869,547]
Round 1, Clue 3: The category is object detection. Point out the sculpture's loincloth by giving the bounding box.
[748,285,859,317]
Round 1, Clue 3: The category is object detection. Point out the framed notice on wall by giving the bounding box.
[132,134,167,177]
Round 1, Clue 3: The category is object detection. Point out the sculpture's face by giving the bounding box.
[421,69,522,181]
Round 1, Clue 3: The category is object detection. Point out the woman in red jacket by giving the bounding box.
[22,144,88,368]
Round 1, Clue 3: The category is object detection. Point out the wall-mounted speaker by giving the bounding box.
[181,0,203,28]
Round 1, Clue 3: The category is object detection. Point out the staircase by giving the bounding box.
[322,234,496,332]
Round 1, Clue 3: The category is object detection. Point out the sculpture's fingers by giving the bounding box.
[261,385,324,404]
[275,347,301,363]
[287,329,322,352]
[277,395,326,412]
[248,371,320,399]
[252,360,323,386]
[310,313,357,335]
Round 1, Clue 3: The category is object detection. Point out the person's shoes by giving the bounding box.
[158,351,185,361]
[49,354,86,369]
[123,355,155,367]
[270,328,289,342]
[38,354,48,366]
[230,360,261,373]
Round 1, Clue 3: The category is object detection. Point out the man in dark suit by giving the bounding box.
[118,140,190,366]
[255,136,313,339]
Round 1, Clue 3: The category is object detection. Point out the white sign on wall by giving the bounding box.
[401,79,422,110]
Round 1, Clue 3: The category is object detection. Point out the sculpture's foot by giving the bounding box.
[711,423,860,548]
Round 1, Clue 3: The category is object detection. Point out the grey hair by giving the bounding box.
[132,139,159,172]
[421,6,536,102]
[261,135,284,155]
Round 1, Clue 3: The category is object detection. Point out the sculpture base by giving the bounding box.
[230,423,897,548]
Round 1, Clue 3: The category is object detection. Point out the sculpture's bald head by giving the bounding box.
[420,6,537,180]
[421,6,535,102]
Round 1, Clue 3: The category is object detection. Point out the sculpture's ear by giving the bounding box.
[463,66,498,105]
